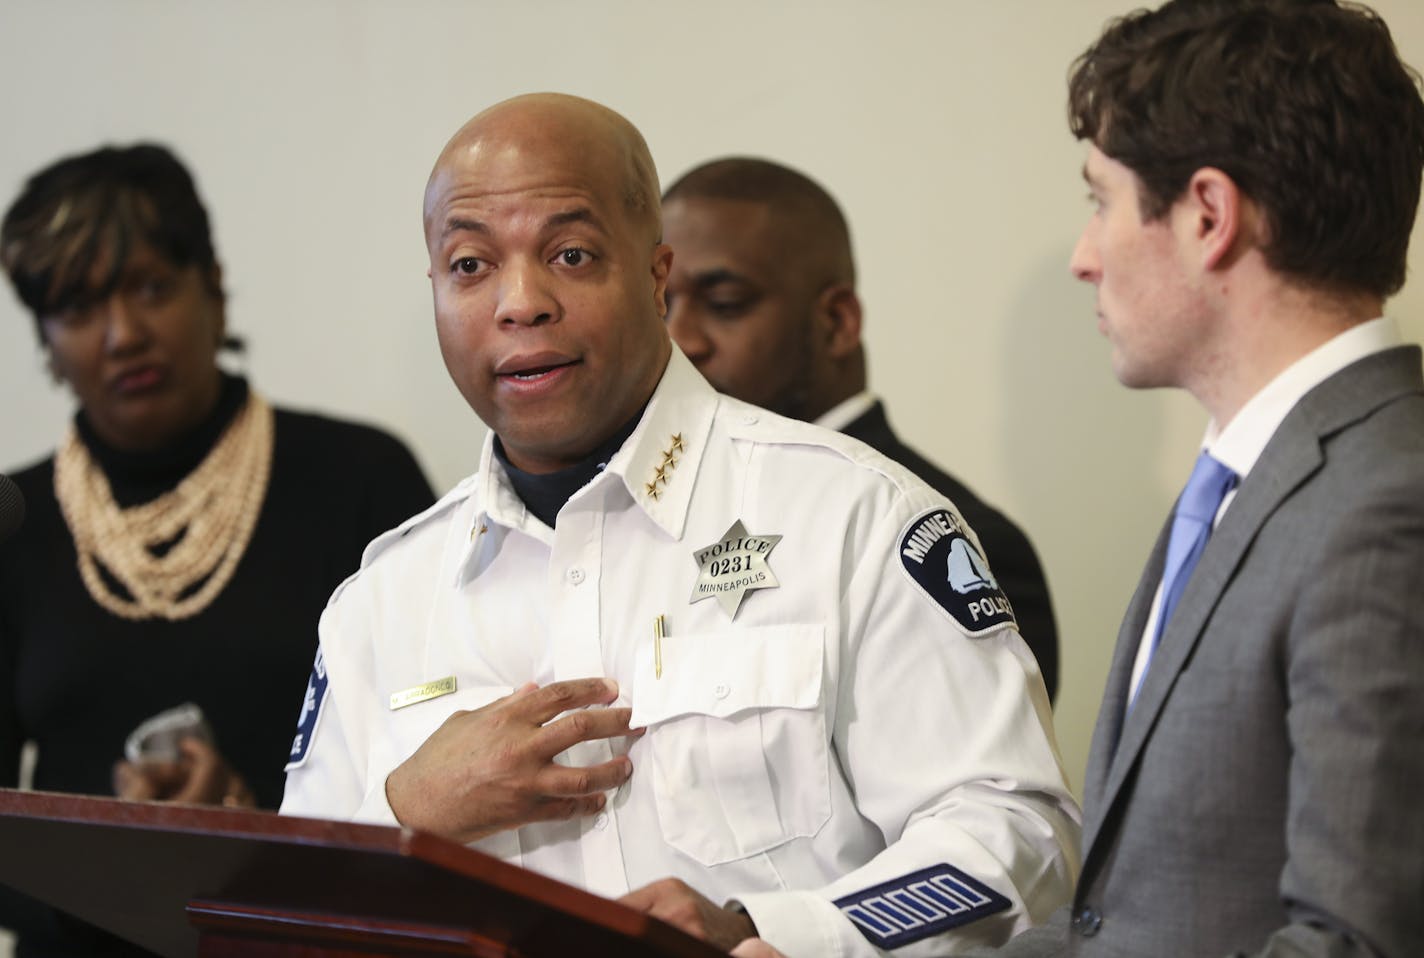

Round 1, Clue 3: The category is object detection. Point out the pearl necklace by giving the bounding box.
[53,393,275,621]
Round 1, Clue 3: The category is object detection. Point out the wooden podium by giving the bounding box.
[0,789,726,957]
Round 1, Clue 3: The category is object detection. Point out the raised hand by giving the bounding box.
[385,677,639,843]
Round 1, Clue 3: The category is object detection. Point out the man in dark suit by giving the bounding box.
[985,1,1424,955]
[662,160,1060,700]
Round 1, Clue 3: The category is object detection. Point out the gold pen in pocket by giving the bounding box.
[653,614,666,679]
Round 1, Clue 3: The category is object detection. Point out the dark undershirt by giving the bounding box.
[493,408,644,528]
[77,374,247,508]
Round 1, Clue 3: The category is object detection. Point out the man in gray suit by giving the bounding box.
[1003,1,1424,955]
[731,1,1424,956]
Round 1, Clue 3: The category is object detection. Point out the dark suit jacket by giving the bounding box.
[995,346,1424,956]
[843,401,1060,700]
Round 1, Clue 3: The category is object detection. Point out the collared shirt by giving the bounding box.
[281,347,1080,958]
[1127,317,1404,700]
[814,390,879,433]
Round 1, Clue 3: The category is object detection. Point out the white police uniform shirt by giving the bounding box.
[281,347,1080,957]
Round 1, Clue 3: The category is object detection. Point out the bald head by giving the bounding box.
[661,157,865,422]
[662,157,855,288]
[425,93,660,245]
[422,92,675,476]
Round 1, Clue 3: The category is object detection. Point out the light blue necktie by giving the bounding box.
[1129,451,1239,707]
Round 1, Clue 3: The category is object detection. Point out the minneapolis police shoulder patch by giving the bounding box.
[834,863,1012,949]
[285,646,329,770]
[898,508,1016,635]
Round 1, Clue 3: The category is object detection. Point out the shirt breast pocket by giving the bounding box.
[630,624,830,867]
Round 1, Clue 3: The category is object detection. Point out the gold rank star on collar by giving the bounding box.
[645,433,686,502]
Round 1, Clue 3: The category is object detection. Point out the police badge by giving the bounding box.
[690,519,781,617]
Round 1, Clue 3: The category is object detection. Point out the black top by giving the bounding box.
[493,407,644,528]
[842,401,1060,701]
[0,376,436,955]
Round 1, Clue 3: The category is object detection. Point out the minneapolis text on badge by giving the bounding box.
[691,518,782,617]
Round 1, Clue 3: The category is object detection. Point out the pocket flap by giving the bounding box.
[631,624,824,727]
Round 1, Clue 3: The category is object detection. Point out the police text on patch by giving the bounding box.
[898,508,1017,635]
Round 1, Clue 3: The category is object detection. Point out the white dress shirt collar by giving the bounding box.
[472,345,719,548]
[813,390,878,433]
[1205,316,1403,479]
[1129,316,1403,705]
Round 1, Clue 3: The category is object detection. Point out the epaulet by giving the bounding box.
[326,475,475,606]
[722,400,925,496]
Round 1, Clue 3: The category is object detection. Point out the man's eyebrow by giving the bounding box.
[442,217,488,238]
[440,208,606,239]
[693,268,750,289]
[544,208,603,231]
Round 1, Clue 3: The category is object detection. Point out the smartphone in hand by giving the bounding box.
[123,702,213,763]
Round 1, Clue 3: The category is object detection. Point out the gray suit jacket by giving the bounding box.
[996,346,1424,957]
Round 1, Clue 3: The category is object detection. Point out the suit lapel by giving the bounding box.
[1080,346,1424,876]
[841,401,896,452]
[1097,429,1323,815]
[1079,520,1168,846]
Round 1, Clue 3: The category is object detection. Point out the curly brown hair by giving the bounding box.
[1069,0,1424,298]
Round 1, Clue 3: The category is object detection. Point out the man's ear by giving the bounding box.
[816,284,863,360]
[1183,167,1246,271]
[651,243,674,319]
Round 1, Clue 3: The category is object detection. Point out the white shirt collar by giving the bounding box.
[1205,317,1402,478]
[1129,318,1401,710]
[814,391,878,432]
[469,344,719,551]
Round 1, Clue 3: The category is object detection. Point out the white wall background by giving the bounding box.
[2,0,1424,890]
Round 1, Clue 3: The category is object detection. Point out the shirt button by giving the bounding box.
[713,683,730,699]
[1071,906,1102,937]
[594,813,609,830]
[568,567,585,585]
[742,413,758,425]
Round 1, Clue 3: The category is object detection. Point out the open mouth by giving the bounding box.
[496,355,581,386]
[507,364,568,381]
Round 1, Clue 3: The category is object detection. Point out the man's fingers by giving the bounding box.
[619,878,688,911]
[512,677,620,724]
[615,879,751,948]
[534,705,635,756]
[525,791,608,825]
[536,756,633,797]
[618,881,662,913]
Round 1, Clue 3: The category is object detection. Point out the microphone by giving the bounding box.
[0,474,24,545]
